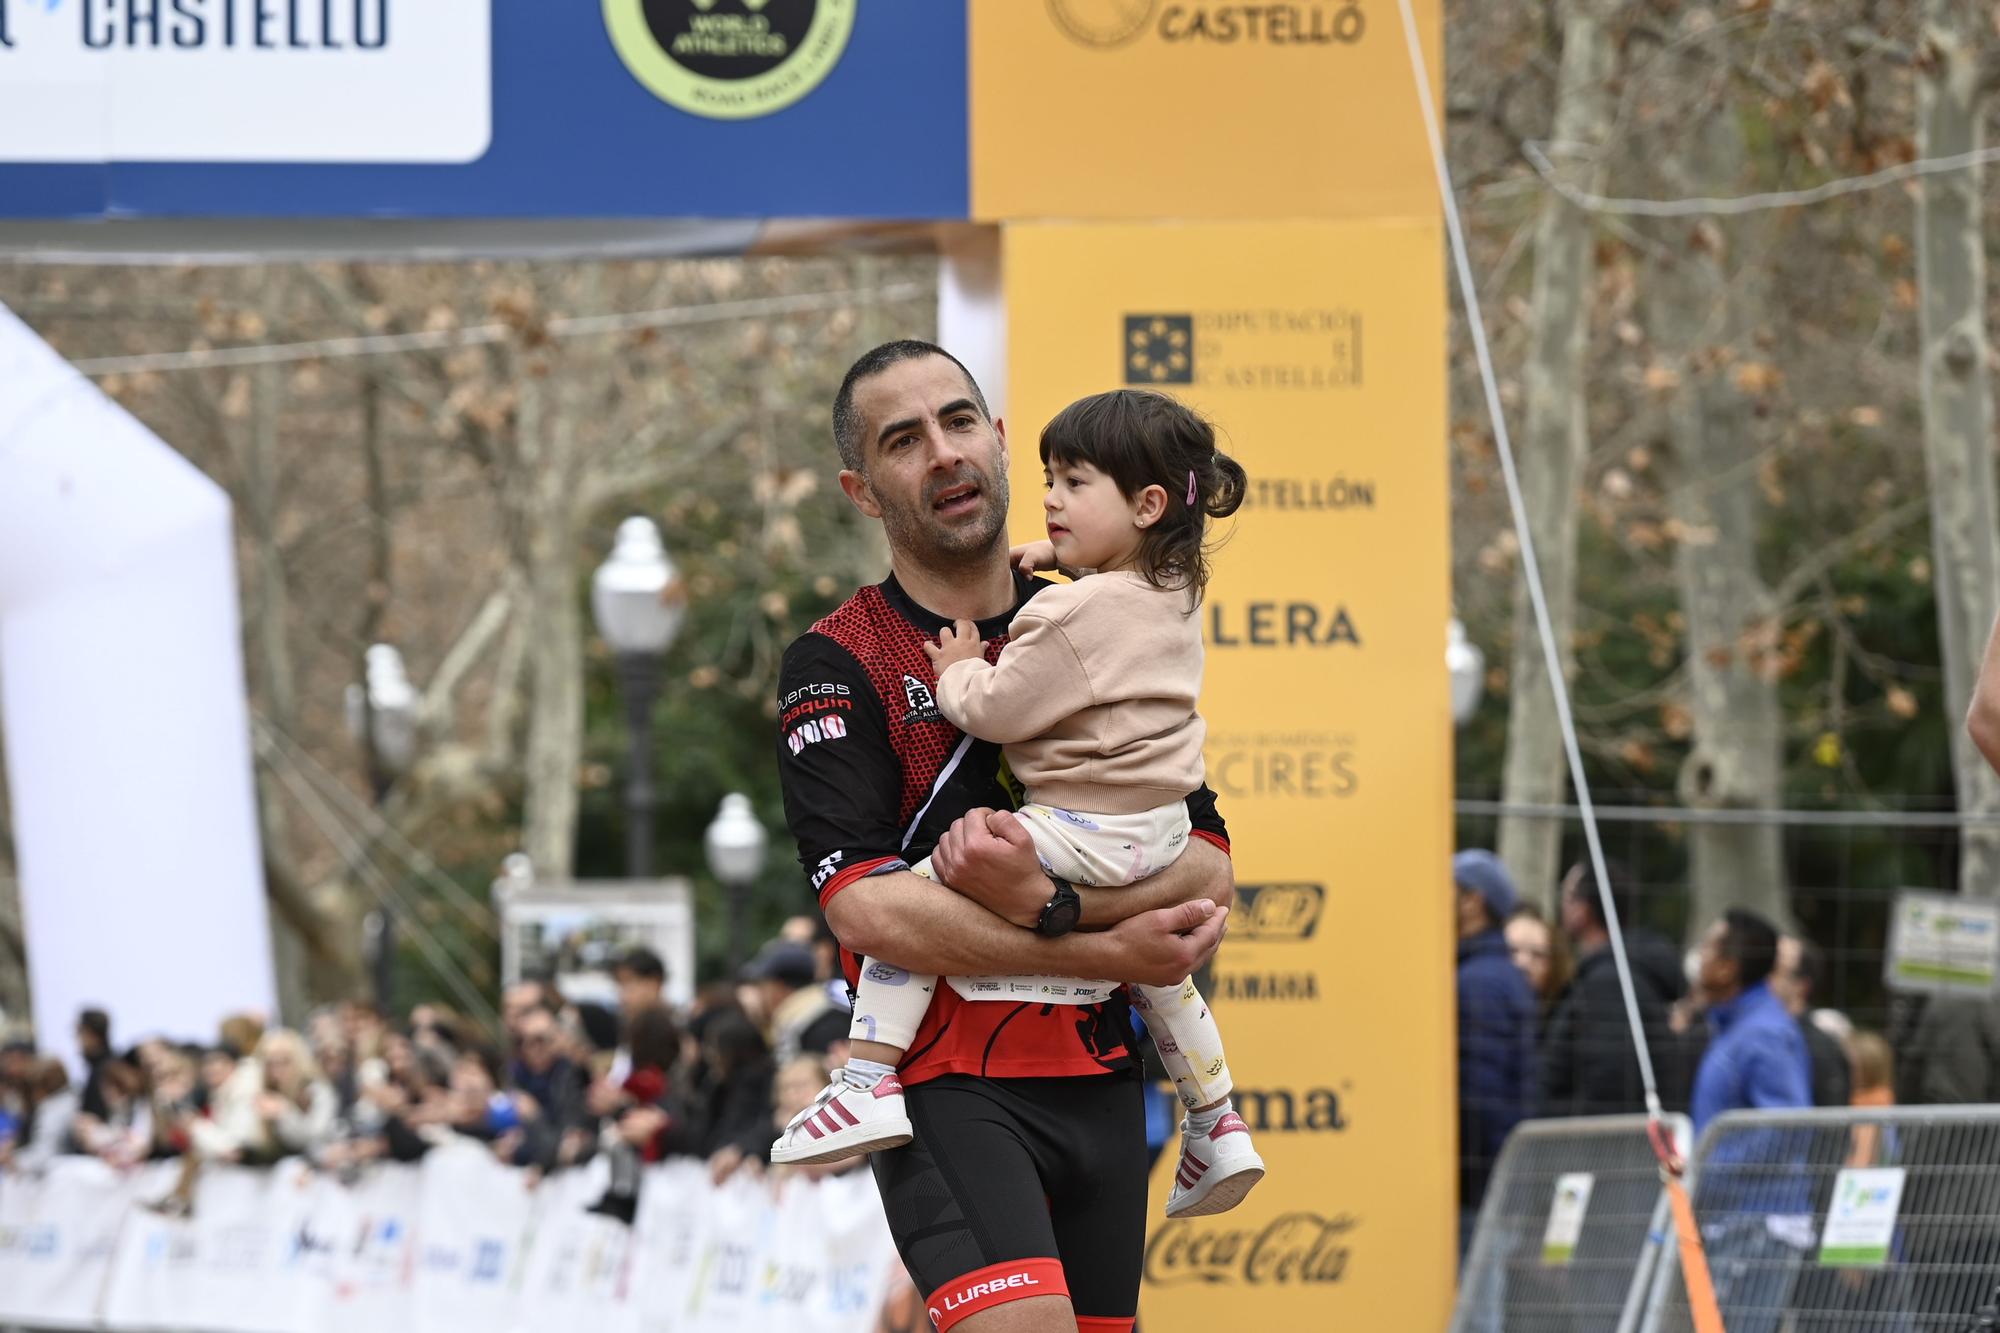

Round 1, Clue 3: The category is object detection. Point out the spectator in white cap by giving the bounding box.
[1453,849,1538,1259]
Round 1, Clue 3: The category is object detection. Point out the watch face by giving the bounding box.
[1041,888,1083,937]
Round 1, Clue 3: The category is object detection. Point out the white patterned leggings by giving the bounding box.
[849,800,1234,1110]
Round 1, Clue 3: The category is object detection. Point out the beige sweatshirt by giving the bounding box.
[935,571,1204,815]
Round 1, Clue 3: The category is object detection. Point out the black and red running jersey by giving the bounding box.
[776,570,1230,1087]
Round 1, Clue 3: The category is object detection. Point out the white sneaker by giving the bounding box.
[1165,1110,1265,1218]
[770,1074,913,1165]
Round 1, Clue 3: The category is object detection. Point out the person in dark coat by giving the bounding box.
[1453,850,1539,1255]
[699,1010,777,1184]
[1540,859,1689,1116]
[1773,935,1851,1108]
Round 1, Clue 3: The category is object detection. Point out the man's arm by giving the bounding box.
[1969,612,2000,775]
[1076,835,1235,928]
[926,806,1234,930]
[825,868,1226,989]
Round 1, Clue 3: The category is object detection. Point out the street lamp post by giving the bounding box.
[344,642,420,1010]
[592,517,685,881]
[1448,618,1486,728]
[705,792,768,973]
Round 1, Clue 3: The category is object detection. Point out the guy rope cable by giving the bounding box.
[1392,4,1725,1328]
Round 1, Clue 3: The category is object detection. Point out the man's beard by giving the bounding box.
[874,466,1011,570]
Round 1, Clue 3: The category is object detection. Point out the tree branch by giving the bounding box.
[423,578,516,734]
[580,415,748,511]
[1770,498,1927,609]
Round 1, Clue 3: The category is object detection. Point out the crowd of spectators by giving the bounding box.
[1448,851,1961,1247]
[0,915,860,1222]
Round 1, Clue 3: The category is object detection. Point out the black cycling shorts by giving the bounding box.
[871,1071,1146,1332]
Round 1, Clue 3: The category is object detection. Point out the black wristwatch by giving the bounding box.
[1035,875,1082,938]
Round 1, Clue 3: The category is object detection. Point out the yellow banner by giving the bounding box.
[1002,218,1454,1328]
[970,0,1441,222]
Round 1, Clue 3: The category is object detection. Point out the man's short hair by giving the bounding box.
[78,1008,110,1042]
[1721,909,1781,987]
[1565,858,1635,932]
[612,946,666,985]
[830,339,990,473]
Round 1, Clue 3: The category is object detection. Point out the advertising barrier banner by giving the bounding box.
[0,1150,901,1333]
[1003,215,1455,1330]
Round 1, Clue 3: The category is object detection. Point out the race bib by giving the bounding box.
[946,974,1119,1004]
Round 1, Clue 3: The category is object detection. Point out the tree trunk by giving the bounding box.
[517,371,586,879]
[242,360,364,1010]
[1498,0,1619,909]
[1649,105,1790,936]
[1917,0,2000,897]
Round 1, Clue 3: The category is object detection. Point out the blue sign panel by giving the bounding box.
[0,0,969,220]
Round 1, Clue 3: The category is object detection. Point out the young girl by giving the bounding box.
[773,388,1264,1219]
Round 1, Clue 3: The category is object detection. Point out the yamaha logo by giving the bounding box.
[1047,0,1156,48]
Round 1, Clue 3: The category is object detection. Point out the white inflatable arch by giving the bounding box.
[0,304,273,1069]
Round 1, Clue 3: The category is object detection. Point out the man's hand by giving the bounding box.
[930,807,1048,928]
[922,619,985,672]
[1089,899,1229,988]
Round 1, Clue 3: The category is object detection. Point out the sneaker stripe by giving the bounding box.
[826,1098,861,1128]
[814,1109,844,1136]
[1182,1156,1209,1178]
[804,1118,825,1140]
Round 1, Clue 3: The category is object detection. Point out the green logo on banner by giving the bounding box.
[604,0,855,121]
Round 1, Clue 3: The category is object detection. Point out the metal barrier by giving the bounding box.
[1453,1114,1692,1333]
[1640,1105,2000,1333]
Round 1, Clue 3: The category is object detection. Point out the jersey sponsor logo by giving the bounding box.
[901,673,945,723]
[781,694,854,727]
[779,680,852,710]
[1228,883,1325,941]
[785,714,848,755]
[810,851,843,891]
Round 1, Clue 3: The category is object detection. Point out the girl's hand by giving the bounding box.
[923,619,985,672]
[1010,540,1057,575]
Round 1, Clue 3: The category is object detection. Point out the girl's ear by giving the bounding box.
[1133,483,1169,529]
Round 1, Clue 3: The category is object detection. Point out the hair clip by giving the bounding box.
[1186,470,1198,506]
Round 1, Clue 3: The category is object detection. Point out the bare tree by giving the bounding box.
[1915,0,2000,896]
[1499,0,1623,908]
[1644,76,1790,932]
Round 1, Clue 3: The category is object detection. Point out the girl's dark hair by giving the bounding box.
[1038,390,1246,607]
[626,1003,682,1073]
[703,1011,770,1080]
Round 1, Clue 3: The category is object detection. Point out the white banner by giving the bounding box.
[0,1153,130,1328]
[0,1152,900,1333]
[0,0,491,163]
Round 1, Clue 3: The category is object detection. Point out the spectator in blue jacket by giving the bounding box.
[1691,909,1811,1133]
[1689,909,1814,1333]
[1453,850,1539,1255]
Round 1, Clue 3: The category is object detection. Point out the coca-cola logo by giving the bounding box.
[1144,1211,1357,1286]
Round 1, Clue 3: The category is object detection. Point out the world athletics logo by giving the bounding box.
[603,0,854,122]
